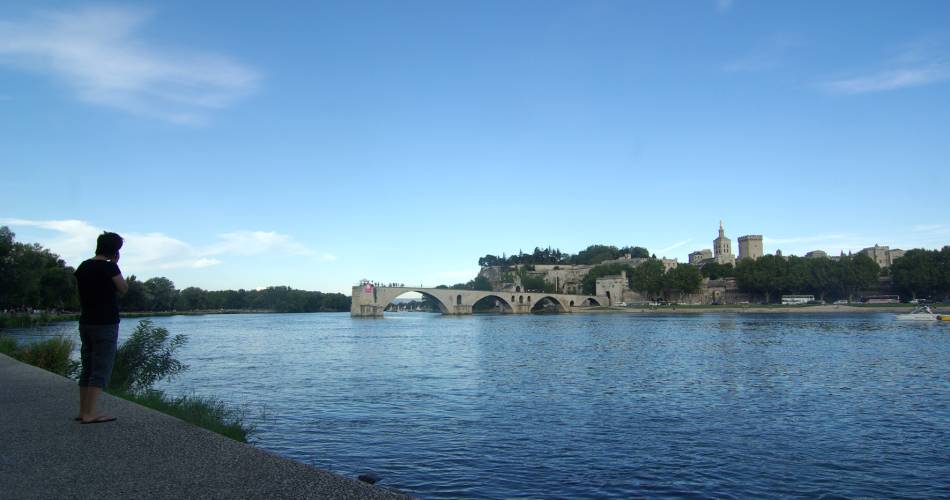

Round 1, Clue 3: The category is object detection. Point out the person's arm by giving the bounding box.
[113,273,129,295]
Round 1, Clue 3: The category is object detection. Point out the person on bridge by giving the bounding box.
[74,232,128,424]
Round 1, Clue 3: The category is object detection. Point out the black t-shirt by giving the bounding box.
[75,259,121,325]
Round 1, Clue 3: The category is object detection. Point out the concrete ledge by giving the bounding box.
[0,353,410,499]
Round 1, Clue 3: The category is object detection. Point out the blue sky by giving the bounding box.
[2,1,949,294]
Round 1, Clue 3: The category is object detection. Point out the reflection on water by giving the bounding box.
[8,312,950,498]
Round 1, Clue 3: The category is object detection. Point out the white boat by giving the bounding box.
[896,306,941,321]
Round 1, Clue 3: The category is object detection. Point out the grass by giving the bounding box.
[0,335,78,376]
[112,389,252,442]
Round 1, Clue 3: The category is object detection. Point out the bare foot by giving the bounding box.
[80,415,117,424]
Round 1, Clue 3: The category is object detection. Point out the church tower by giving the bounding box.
[713,220,735,265]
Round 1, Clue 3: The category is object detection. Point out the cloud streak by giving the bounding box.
[656,239,691,255]
[724,34,804,73]
[0,6,259,124]
[0,219,327,277]
[820,43,950,94]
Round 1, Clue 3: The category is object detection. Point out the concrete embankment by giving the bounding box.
[0,353,410,499]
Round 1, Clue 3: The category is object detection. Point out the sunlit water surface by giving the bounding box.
[12,312,950,498]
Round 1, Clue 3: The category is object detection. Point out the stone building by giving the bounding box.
[689,249,712,265]
[737,235,763,261]
[859,245,905,268]
[713,221,735,266]
[805,250,828,259]
[595,272,627,305]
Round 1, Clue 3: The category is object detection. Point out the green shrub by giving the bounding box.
[0,335,18,355]
[109,320,188,392]
[7,336,77,377]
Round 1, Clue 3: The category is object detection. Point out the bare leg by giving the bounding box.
[79,387,112,422]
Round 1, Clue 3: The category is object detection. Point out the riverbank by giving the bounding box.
[0,353,409,499]
[0,309,275,329]
[583,304,944,314]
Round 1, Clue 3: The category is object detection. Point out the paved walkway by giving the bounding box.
[0,354,410,499]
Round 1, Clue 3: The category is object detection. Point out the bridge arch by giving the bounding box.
[472,294,514,313]
[530,295,568,313]
[376,288,451,314]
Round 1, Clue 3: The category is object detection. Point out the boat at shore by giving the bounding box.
[896,306,947,321]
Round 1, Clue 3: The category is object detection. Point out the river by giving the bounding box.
[8,312,950,498]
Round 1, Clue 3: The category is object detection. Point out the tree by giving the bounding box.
[620,246,650,258]
[663,265,702,298]
[144,277,178,311]
[471,275,493,291]
[701,262,734,280]
[572,245,621,265]
[891,249,939,300]
[629,260,666,298]
[177,287,207,311]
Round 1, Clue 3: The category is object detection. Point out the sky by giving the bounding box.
[1,1,949,294]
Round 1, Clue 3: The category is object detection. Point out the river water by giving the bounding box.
[9,312,950,498]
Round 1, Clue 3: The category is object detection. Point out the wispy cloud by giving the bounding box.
[0,6,259,124]
[715,0,735,13]
[0,219,327,277]
[656,239,691,255]
[724,34,804,73]
[820,43,950,94]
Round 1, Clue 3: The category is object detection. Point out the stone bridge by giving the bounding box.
[351,286,607,317]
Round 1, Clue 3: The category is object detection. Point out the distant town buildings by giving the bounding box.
[691,221,749,267]
[737,235,763,261]
[688,249,712,265]
[474,220,912,305]
[859,245,905,268]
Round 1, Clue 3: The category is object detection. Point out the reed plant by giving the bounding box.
[0,335,78,377]
[112,389,251,442]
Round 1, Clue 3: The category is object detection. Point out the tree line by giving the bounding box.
[478,244,651,267]
[0,227,78,311]
[0,226,349,314]
[580,260,703,299]
[890,247,950,301]
[730,253,884,303]
[121,277,350,313]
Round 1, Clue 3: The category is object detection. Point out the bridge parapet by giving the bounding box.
[351,285,607,317]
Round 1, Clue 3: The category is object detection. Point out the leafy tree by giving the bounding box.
[573,245,621,265]
[700,262,735,280]
[891,249,940,300]
[120,276,151,311]
[177,287,207,311]
[620,246,650,258]
[109,320,187,393]
[664,265,702,297]
[144,277,178,311]
[629,260,666,298]
[471,275,493,291]
[521,275,550,293]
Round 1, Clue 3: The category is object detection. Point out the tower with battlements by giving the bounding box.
[738,235,763,261]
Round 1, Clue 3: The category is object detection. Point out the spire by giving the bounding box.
[718,220,725,238]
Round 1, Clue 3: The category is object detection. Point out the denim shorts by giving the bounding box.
[78,324,119,388]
